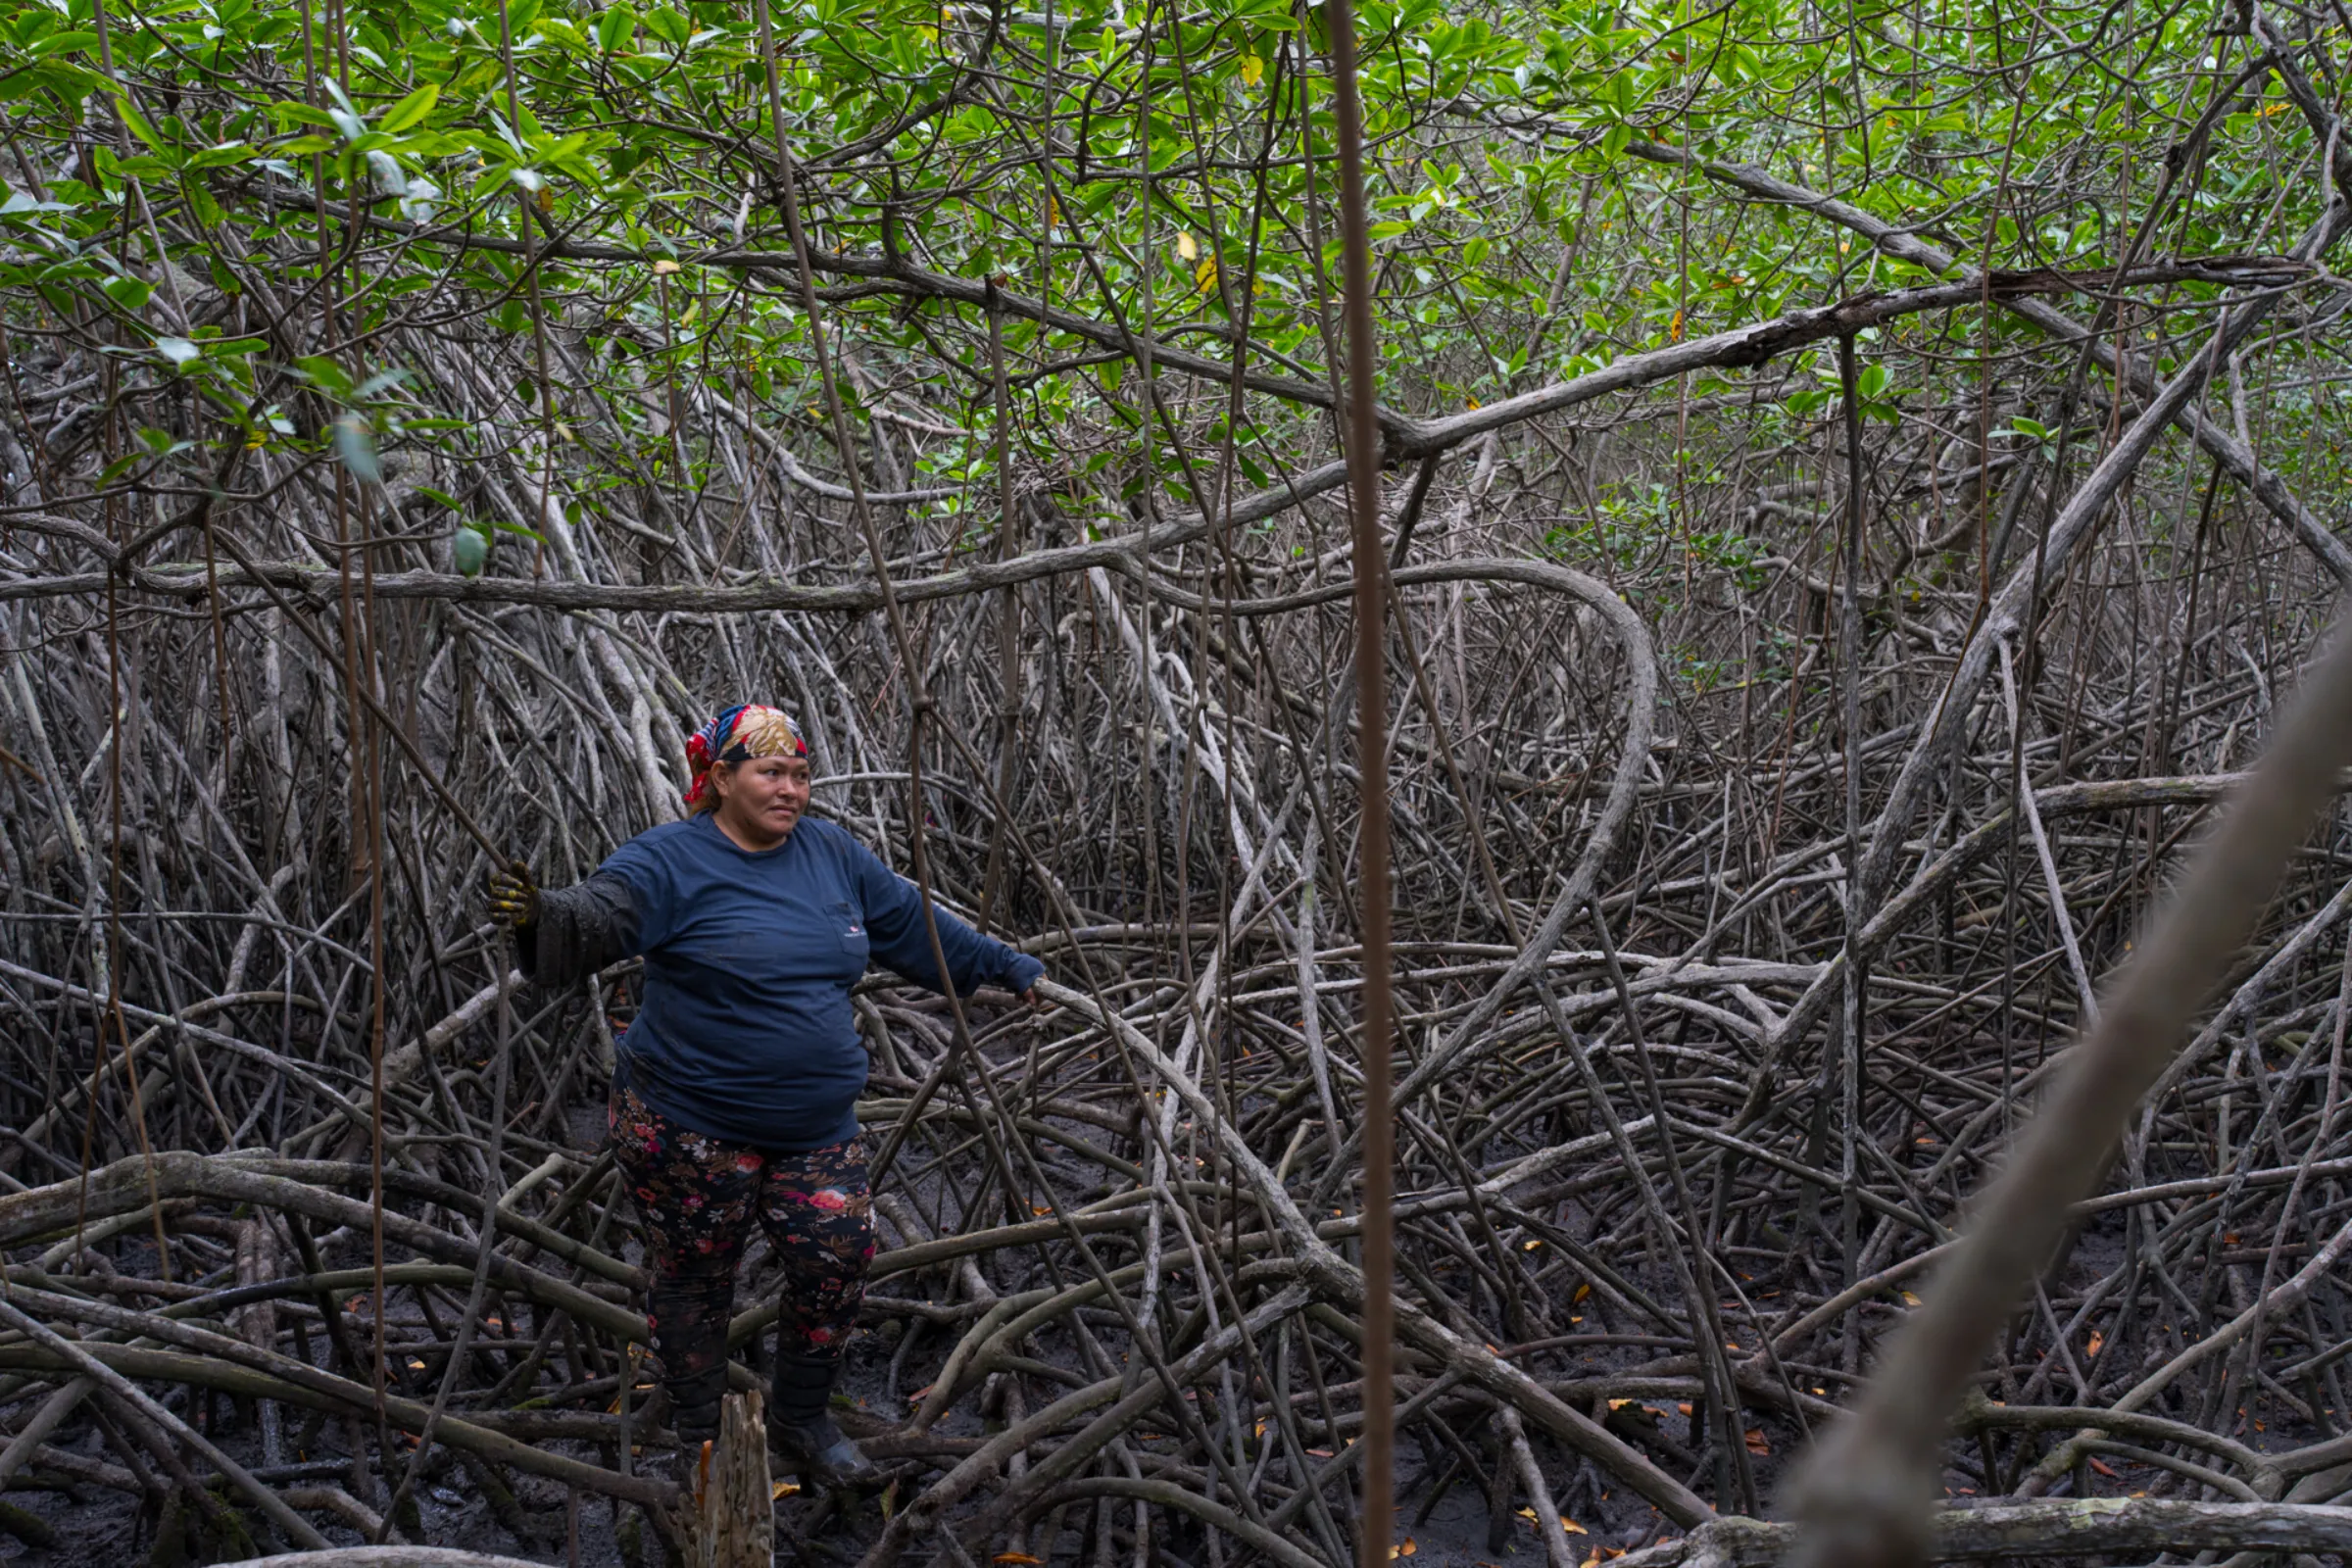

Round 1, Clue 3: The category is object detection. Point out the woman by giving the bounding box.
[486,703,1044,1487]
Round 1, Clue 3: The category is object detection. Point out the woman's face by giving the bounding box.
[712,754,811,847]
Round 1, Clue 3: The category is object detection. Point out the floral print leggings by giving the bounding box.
[609,1082,875,1429]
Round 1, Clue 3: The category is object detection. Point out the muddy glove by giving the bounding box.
[485,861,541,930]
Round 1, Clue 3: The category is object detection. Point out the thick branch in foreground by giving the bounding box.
[1784,605,2352,1568]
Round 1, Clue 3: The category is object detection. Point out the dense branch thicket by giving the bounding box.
[5,0,2352,1561]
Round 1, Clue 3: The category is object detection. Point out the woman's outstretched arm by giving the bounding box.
[854,844,1043,999]
[498,869,640,989]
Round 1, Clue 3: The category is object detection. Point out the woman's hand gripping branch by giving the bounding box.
[486,861,541,930]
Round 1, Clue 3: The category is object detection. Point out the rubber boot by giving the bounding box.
[664,1357,727,1451]
[768,1350,877,1489]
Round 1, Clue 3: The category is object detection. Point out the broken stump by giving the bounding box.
[688,1390,773,1568]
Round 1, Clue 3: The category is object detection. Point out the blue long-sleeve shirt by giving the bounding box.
[533,812,1042,1151]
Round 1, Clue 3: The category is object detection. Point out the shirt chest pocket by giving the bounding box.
[834,901,870,966]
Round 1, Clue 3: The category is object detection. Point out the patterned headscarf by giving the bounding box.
[683,703,808,808]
